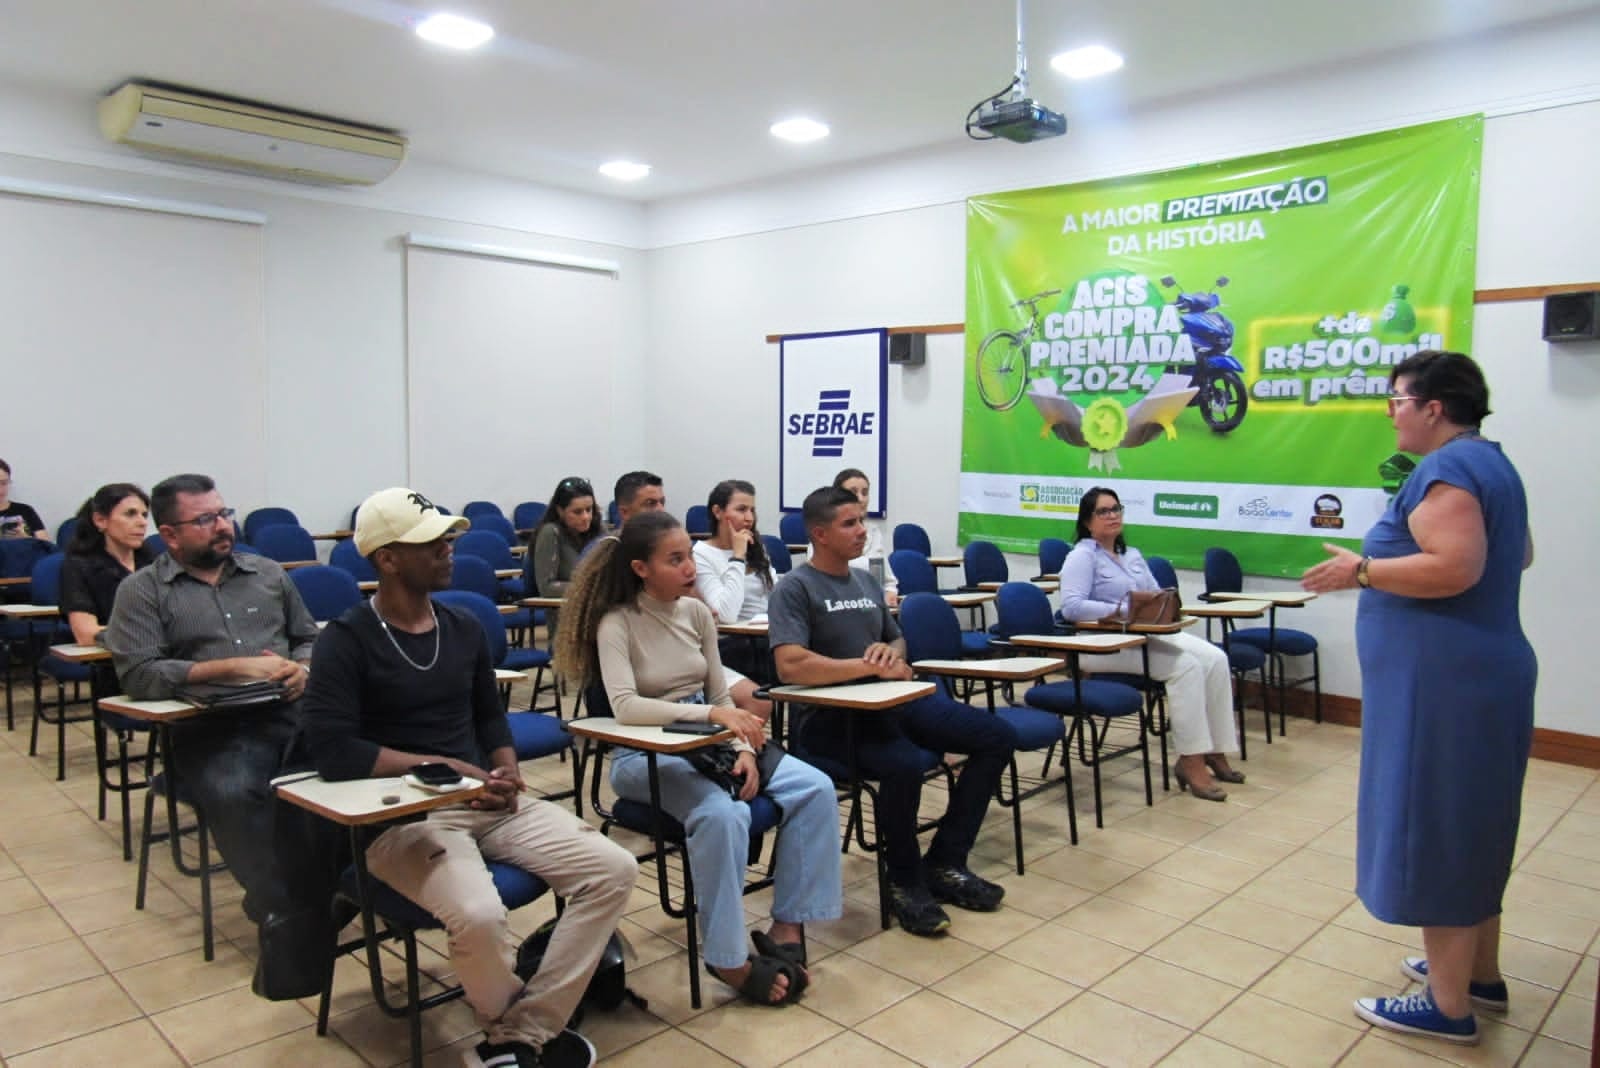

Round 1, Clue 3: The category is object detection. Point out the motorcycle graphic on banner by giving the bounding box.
[961,116,1483,577]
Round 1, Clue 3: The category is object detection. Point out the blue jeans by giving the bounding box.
[610,748,842,969]
[796,691,1017,888]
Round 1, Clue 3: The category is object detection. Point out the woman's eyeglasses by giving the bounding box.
[1094,504,1125,518]
[1386,394,1424,413]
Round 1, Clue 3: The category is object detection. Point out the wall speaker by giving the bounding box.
[888,332,926,366]
[1543,291,1599,342]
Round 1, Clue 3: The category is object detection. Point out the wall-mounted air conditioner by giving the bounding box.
[98,81,407,186]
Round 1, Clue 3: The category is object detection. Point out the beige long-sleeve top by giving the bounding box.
[597,592,750,752]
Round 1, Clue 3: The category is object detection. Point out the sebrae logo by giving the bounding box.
[787,388,876,458]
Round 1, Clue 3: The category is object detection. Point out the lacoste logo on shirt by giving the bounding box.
[823,597,877,612]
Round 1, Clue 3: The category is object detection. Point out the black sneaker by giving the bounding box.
[888,883,952,936]
[463,1031,596,1068]
[464,1040,539,1068]
[926,865,1005,911]
[538,1030,597,1068]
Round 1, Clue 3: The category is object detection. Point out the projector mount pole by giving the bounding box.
[1013,0,1029,99]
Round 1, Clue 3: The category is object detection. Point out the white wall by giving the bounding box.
[642,19,1600,736]
[0,81,650,537]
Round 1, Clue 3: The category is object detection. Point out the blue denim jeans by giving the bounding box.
[610,748,842,969]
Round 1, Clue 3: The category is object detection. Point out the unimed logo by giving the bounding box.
[787,388,876,458]
[1154,493,1219,519]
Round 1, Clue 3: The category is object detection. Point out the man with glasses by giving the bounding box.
[106,472,331,998]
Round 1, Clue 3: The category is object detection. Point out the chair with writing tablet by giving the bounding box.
[1203,546,1320,730]
[892,523,933,556]
[900,591,1065,864]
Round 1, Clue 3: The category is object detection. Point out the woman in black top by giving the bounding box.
[0,458,50,541]
[60,483,155,649]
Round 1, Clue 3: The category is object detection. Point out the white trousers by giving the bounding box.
[1086,630,1238,757]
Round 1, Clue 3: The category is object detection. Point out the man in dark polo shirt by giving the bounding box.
[768,486,1017,937]
[303,488,635,1068]
[105,472,328,995]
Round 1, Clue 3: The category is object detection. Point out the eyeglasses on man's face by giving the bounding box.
[1094,504,1125,518]
[169,507,237,530]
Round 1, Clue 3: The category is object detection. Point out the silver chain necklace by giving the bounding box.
[369,598,441,672]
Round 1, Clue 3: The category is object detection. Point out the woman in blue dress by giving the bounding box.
[1303,351,1536,1047]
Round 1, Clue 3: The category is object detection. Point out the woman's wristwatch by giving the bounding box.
[1355,556,1372,588]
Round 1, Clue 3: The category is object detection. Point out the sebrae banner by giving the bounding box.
[960,117,1482,577]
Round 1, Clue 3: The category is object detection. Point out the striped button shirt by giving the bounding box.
[105,552,318,700]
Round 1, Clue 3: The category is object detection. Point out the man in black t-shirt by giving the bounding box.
[303,488,636,1068]
[768,486,1018,938]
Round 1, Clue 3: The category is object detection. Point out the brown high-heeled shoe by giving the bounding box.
[1206,757,1245,784]
[1174,762,1228,802]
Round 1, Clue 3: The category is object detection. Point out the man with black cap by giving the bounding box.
[303,487,636,1068]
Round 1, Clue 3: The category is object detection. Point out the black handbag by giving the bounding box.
[684,739,787,797]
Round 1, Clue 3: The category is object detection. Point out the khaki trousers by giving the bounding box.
[365,800,637,1048]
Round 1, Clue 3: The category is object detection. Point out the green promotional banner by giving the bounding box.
[960,117,1482,577]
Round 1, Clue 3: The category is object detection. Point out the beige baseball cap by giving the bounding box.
[353,488,469,556]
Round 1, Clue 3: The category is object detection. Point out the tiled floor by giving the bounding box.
[0,676,1595,1067]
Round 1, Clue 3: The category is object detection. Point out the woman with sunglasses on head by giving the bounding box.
[1302,352,1535,1046]
[1057,486,1241,801]
[530,477,603,599]
[554,511,841,1007]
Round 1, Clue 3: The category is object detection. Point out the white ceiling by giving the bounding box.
[2,0,1594,202]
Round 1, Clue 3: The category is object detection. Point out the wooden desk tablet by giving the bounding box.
[1006,632,1147,654]
[309,530,354,541]
[1208,590,1317,606]
[494,569,520,579]
[98,694,208,723]
[941,591,996,607]
[926,556,963,569]
[51,643,112,662]
[717,620,769,637]
[1183,600,1271,619]
[911,656,1065,681]
[975,580,1058,594]
[0,576,31,588]
[766,679,935,710]
[1070,616,1200,635]
[0,603,59,618]
[565,716,735,753]
[518,596,565,609]
[273,771,486,825]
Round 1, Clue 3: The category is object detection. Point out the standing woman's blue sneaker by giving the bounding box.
[1400,956,1509,1012]
[1354,990,1478,1045]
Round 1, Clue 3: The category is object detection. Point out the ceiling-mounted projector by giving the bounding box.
[967,0,1066,144]
[972,97,1067,143]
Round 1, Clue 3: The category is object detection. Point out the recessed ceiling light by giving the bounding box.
[1051,45,1124,80]
[770,118,830,143]
[598,160,651,181]
[415,13,495,50]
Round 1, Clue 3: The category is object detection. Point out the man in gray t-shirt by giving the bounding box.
[769,487,1017,938]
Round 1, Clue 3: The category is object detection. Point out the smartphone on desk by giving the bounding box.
[662,720,724,736]
[404,762,468,793]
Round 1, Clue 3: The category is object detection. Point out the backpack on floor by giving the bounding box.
[515,921,644,1017]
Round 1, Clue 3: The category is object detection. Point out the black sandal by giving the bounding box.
[751,930,809,1001]
[707,954,799,1007]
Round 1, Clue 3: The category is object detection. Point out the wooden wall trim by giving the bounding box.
[1474,282,1600,304]
[1238,684,1600,769]
[765,284,1600,342]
